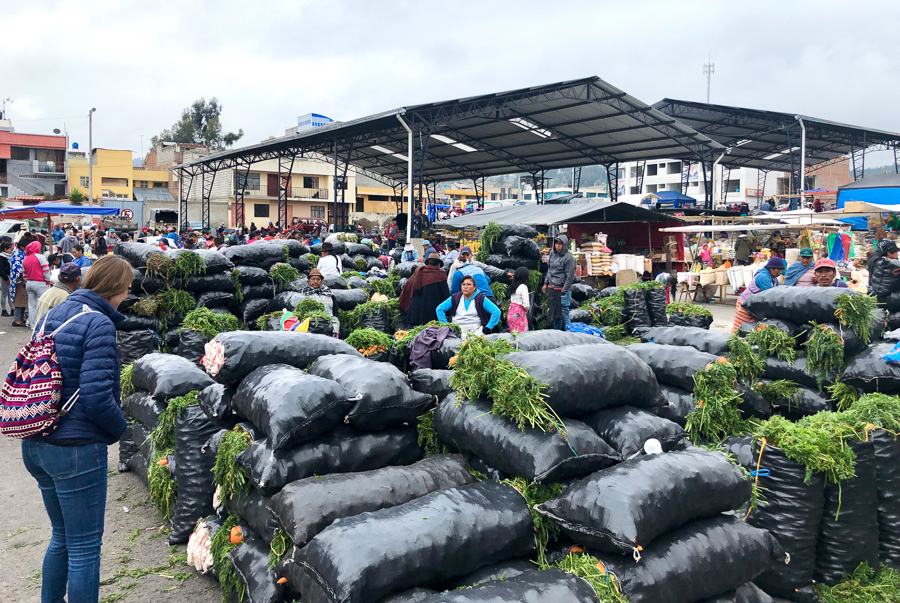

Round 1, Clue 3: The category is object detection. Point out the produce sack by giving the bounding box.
[652,385,695,427]
[842,341,900,393]
[279,481,534,603]
[117,314,161,332]
[646,287,668,326]
[366,256,385,272]
[132,353,214,400]
[282,239,309,257]
[468,456,507,482]
[812,321,880,357]
[163,248,233,274]
[481,264,512,284]
[321,275,347,290]
[288,256,311,273]
[771,386,832,421]
[667,310,713,329]
[181,271,236,293]
[197,383,236,429]
[583,406,686,459]
[537,448,750,555]
[169,405,219,544]
[737,385,772,420]
[870,257,900,297]
[339,254,357,270]
[201,331,361,387]
[739,318,807,340]
[130,268,168,294]
[743,287,862,325]
[506,329,612,351]
[815,439,879,586]
[269,455,473,548]
[308,355,433,430]
[266,291,308,313]
[132,422,153,459]
[345,276,369,291]
[228,534,287,603]
[201,422,261,459]
[127,450,150,485]
[599,516,785,603]
[238,424,421,496]
[747,442,825,600]
[422,569,598,603]
[422,337,463,370]
[568,308,592,324]
[622,288,651,333]
[639,325,730,356]
[397,262,419,278]
[597,286,619,298]
[377,588,436,603]
[122,393,166,429]
[491,235,541,260]
[115,242,165,267]
[889,312,900,331]
[358,306,392,333]
[408,369,453,402]
[569,283,596,303]
[504,344,663,417]
[697,583,774,603]
[168,329,207,364]
[224,242,289,267]
[224,486,280,543]
[241,283,275,300]
[627,342,717,391]
[234,265,271,286]
[874,430,900,568]
[498,224,538,239]
[484,254,538,271]
[344,242,376,257]
[118,423,139,472]
[764,355,831,390]
[433,395,620,483]
[231,364,354,450]
[117,330,157,366]
[331,288,368,311]
[195,291,231,308]
[237,298,270,326]
[435,557,534,590]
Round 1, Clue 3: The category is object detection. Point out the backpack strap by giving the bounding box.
[36,304,98,338]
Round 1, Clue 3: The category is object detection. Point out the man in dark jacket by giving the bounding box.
[869,239,900,300]
[400,252,451,326]
[543,235,576,330]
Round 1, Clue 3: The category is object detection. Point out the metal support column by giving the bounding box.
[278,153,295,229]
[178,168,194,233]
[201,168,216,232]
[635,161,646,196]
[532,171,546,205]
[895,145,900,174]
[681,161,691,195]
[756,170,767,209]
[721,166,732,205]
[333,141,339,228]
[606,163,618,202]
[472,177,486,210]
[234,163,251,229]
[572,167,581,194]
[700,159,711,209]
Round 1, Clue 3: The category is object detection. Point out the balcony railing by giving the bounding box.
[235,186,330,200]
[35,161,64,174]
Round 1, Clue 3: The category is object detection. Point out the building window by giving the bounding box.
[647,164,658,177]
[667,162,682,175]
[690,181,699,187]
[235,172,260,191]
[254,204,270,218]
[303,176,319,189]
[102,177,128,187]
[617,168,625,179]
[10,147,30,161]
[154,181,167,188]
[80,176,90,187]
[630,186,640,194]
[725,179,741,193]
[631,166,643,179]
[310,205,325,219]
[646,184,658,194]
[524,194,532,200]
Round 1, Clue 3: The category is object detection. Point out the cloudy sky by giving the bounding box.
[6,0,900,166]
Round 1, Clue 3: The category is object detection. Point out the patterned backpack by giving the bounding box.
[0,305,96,439]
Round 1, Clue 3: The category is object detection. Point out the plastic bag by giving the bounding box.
[237,298,270,326]
[117,330,158,365]
[163,248,233,274]
[345,276,369,291]
[232,364,353,450]
[491,236,541,260]
[268,455,473,548]
[815,439,879,586]
[622,288,651,333]
[435,558,535,591]
[569,283,596,303]
[481,264,513,284]
[118,423,139,472]
[770,385,832,421]
[433,395,620,483]
[202,331,361,387]
[132,353,214,400]
[743,287,863,326]
[640,326,730,356]
[181,271,236,293]
[359,307,392,333]
[197,383,237,429]
[652,385,695,427]
[747,442,825,599]
[224,242,291,267]
[238,424,421,496]
[331,288,368,311]
[870,256,900,297]
[599,516,785,603]
[193,291,229,309]
[484,254,538,271]
[408,369,453,403]
[224,486,280,543]
[504,345,663,417]
[874,430,900,568]
[115,242,165,267]
[583,406,686,459]
[127,450,150,485]
[130,268,168,294]
[117,314,162,332]
[646,288,668,326]
[764,355,832,390]
[739,318,807,340]
[122,393,166,430]
[844,342,900,393]
[397,262,419,278]
[308,355,434,431]
[504,329,612,351]
[537,448,750,555]
[422,569,598,602]
[627,342,718,391]
[697,583,774,603]
[498,224,538,239]
[736,385,772,421]
[228,534,287,603]
[169,405,219,544]
[568,308,592,324]
[278,481,534,603]
[168,329,207,364]
[241,283,275,300]
[234,265,271,286]
[667,310,713,329]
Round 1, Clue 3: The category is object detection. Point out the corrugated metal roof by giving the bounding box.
[435,201,676,228]
[133,187,175,202]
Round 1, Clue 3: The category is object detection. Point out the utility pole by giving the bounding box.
[1,98,11,120]
[88,108,96,204]
[703,58,715,104]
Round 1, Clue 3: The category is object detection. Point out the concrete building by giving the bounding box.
[0,119,68,198]
[143,142,210,200]
[520,184,607,203]
[68,148,170,202]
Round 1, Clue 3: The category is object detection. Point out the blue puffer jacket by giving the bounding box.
[34,289,127,445]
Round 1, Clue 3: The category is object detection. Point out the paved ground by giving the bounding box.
[0,324,220,603]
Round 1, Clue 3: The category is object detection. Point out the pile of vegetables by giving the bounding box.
[213,427,253,501]
[269,263,299,288]
[829,382,860,412]
[744,324,797,363]
[834,293,877,344]
[369,271,400,298]
[339,298,399,333]
[345,328,393,356]
[121,363,135,398]
[805,322,846,389]
[170,251,206,280]
[549,551,628,603]
[816,562,900,603]
[727,335,764,381]
[686,359,746,442]
[148,449,177,521]
[665,302,713,319]
[417,409,449,457]
[752,379,799,405]
[475,222,503,263]
[751,415,856,485]
[502,477,564,565]
[210,514,245,602]
[181,307,241,341]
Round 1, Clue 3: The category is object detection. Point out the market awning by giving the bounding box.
[0,203,120,220]
[133,187,176,203]
[436,201,675,228]
[660,223,848,233]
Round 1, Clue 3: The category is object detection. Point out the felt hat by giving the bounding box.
[765,257,786,270]
[799,247,814,257]
[308,268,323,278]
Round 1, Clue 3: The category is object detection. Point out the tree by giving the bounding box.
[151,97,244,150]
[68,187,86,206]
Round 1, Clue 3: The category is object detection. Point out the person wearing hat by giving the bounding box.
[401,242,419,263]
[813,259,848,288]
[297,268,340,336]
[421,240,434,259]
[400,252,451,326]
[317,242,343,278]
[33,263,81,324]
[734,234,752,266]
[732,256,786,334]
[784,247,817,286]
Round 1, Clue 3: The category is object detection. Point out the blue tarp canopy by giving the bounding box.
[837,174,900,230]
[655,191,696,203]
[32,203,120,216]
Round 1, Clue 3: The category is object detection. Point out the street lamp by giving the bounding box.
[88,108,96,204]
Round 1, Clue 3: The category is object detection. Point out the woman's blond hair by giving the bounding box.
[81,255,133,300]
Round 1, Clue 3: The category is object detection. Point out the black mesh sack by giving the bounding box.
[435,557,535,591]
[169,329,207,364]
[130,268,168,294]
[331,288,368,311]
[503,329,612,351]
[397,262,419,278]
[118,293,143,314]
[536,448,751,555]
[498,224,538,239]
[288,256,311,273]
[622,288,651,333]
[201,422,261,459]
[599,516,785,603]
[667,310,713,329]
[422,569,598,603]
[237,298,270,326]
[115,242,165,267]
[874,430,900,568]
[268,455,473,548]
[743,287,863,325]
[345,276,369,291]
[358,307,392,333]
[132,421,153,459]
[238,424,422,496]
[408,369,453,403]
[194,291,230,309]
[308,355,434,430]
[197,383,237,429]
[234,265,271,286]
[241,283,275,300]
[122,393,166,430]
[376,588,436,603]
[305,316,334,336]
[321,274,347,290]
[583,406,686,459]
[764,355,832,390]
[484,254,539,271]
[169,405,219,544]
[639,326,730,356]
[815,439,879,586]
[739,318,808,340]
[224,242,290,267]
[747,442,825,599]
[180,271,237,294]
[467,456,507,482]
[203,331,361,387]
[117,314,161,332]
[163,248,233,274]
[282,239,309,257]
[771,386,833,421]
[127,450,150,486]
[569,283,596,303]
[597,286,619,298]
[737,385,772,421]
[132,353,214,401]
[228,534,287,603]
[344,242,376,257]
[481,264,513,284]
[224,486,280,543]
[646,287,668,326]
[568,308,592,324]
[339,254,357,270]
[652,385,695,427]
[117,330,157,365]
[117,422,139,472]
[231,364,353,450]
[433,395,620,483]
[491,236,541,260]
[278,481,534,603]
[697,583,774,603]
[627,342,718,391]
[504,345,663,417]
[842,342,900,393]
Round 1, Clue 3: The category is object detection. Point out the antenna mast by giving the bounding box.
[703,59,715,103]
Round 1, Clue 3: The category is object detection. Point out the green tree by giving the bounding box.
[68,187,86,205]
[151,97,244,150]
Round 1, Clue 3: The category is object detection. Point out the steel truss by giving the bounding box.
[178,168,194,233]
[606,163,619,202]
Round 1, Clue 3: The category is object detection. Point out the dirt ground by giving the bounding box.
[0,326,220,603]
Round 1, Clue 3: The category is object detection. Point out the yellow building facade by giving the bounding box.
[68,148,169,201]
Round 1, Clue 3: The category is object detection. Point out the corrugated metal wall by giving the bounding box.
[101,199,144,225]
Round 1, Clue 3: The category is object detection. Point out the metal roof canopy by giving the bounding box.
[435,201,676,229]
[133,187,175,203]
[653,99,900,180]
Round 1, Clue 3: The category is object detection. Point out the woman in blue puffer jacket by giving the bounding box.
[21,254,132,603]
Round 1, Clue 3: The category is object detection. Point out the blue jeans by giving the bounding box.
[22,439,108,603]
[552,290,572,331]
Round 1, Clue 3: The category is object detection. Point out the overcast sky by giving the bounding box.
[6,0,900,167]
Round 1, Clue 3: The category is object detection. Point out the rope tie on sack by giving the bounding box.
[743,437,767,521]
